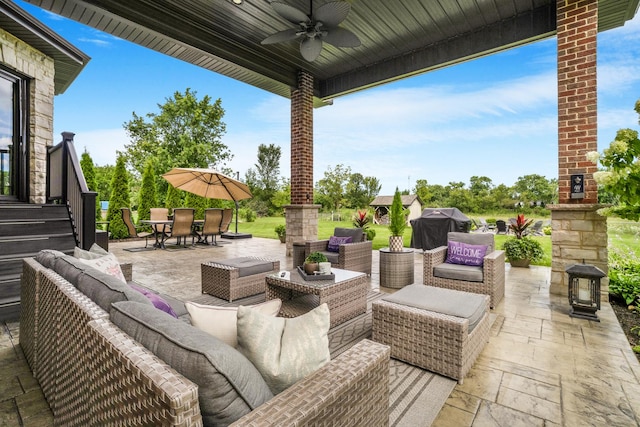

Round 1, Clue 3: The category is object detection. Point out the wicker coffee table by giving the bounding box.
[266,268,368,328]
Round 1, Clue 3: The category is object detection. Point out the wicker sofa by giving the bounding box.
[20,251,390,426]
[305,227,373,275]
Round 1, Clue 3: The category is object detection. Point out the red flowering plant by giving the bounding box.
[509,214,534,239]
[352,210,376,241]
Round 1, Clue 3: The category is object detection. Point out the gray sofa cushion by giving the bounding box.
[35,249,67,270]
[448,232,494,253]
[319,251,339,264]
[216,257,274,278]
[54,255,91,286]
[110,301,273,425]
[334,227,364,243]
[76,268,151,312]
[382,284,487,332]
[433,262,484,283]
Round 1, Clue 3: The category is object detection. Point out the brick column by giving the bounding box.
[550,0,607,298]
[285,70,319,256]
[557,0,598,204]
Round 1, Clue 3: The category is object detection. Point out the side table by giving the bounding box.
[379,247,414,288]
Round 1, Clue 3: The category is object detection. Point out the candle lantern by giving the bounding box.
[566,262,606,322]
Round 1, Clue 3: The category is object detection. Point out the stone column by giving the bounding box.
[550,0,607,296]
[286,70,319,256]
[548,204,608,298]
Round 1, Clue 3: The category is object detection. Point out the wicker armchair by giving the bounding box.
[305,227,372,275]
[423,232,505,308]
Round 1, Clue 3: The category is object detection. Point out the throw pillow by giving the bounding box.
[445,240,488,267]
[73,243,109,260]
[237,303,331,394]
[185,299,282,348]
[327,235,352,252]
[76,252,127,283]
[129,284,179,318]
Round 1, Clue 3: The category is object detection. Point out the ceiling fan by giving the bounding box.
[261,1,361,62]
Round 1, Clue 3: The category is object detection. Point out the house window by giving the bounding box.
[0,67,29,200]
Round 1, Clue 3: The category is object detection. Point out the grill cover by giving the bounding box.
[410,208,471,250]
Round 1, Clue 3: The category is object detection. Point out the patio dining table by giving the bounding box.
[140,219,203,249]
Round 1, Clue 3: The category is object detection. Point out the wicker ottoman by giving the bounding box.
[201,257,280,302]
[372,284,490,383]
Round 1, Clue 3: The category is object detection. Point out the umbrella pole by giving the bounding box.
[235,201,239,234]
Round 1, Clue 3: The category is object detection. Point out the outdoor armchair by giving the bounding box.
[423,231,505,308]
[196,208,224,245]
[305,227,372,275]
[169,208,195,247]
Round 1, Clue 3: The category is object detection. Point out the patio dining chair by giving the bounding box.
[121,207,154,249]
[150,207,171,237]
[220,208,233,234]
[169,208,195,247]
[196,208,224,245]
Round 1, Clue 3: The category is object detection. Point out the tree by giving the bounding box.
[185,191,209,220]
[80,149,101,221]
[123,88,232,198]
[589,99,640,221]
[105,155,132,239]
[245,144,282,215]
[94,164,114,204]
[165,184,182,215]
[315,164,351,210]
[137,160,157,224]
[512,174,557,206]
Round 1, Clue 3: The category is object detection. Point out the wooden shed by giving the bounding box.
[370,195,423,225]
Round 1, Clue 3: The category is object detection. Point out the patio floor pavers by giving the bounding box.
[1,237,639,426]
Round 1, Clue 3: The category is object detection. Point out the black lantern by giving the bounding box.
[566,262,606,322]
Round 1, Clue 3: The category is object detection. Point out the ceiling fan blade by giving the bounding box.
[262,29,301,45]
[314,1,350,27]
[322,27,361,48]
[271,2,309,24]
[300,37,323,61]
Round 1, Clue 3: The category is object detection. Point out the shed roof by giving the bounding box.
[370,195,422,208]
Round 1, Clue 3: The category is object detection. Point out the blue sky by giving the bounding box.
[15,1,640,195]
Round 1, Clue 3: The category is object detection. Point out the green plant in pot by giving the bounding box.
[501,214,544,267]
[388,187,407,252]
[274,224,286,243]
[304,251,328,275]
[352,209,376,241]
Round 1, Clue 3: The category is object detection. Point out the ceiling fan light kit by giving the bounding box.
[262,1,361,61]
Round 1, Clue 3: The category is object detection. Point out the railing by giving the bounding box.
[47,132,96,249]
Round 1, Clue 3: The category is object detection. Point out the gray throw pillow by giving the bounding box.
[110,301,273,425]
[76,267,151,312]
[35,249,67,270]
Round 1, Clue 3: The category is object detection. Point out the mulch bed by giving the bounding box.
[609,294,640,363]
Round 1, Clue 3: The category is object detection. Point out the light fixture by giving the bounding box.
[566,262,606,322]
[231,0,242,4]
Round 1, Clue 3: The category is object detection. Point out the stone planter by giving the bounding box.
[509,259,531,268]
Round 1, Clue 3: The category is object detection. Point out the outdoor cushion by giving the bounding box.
[110,301,274,426]
[334,227,364,243]
[76,267,151,312]
[237,303,330,395]
[327,235,352,252]
[216,257,274,278]
[318,251,339,264]
[73,243,109,260]
[433,262,484,283]
[35,249,67,270]
[448,231,494,254]
[185,299,282,348]
[52,254,91,287]
[76,252,127,283]
[130,283,179,318]
[445,240,488,267]
[382,284,486,332]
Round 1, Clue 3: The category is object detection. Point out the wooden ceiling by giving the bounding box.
[21,0,640,105]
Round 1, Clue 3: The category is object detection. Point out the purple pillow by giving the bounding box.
[445,241,488,267]
[129,284,179,318]
[327,235,353,252]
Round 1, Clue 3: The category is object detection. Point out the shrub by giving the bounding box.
[274,224,286,238]
[389,188,407,236]
[608,248,640,305]
[502,237,544,262]
[241,208,257,222]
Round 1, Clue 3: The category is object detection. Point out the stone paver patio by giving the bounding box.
[1,236,639,426]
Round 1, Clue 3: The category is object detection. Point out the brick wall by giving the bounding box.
[290,70,314,205]
[0,28,55,204]
[556,0,598,204]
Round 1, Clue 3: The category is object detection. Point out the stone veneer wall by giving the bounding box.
[284,204,320,256]
[0,28,55,204]
[549,204,608,298]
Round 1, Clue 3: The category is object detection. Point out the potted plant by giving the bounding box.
[388,187,407,252]
[352,209,376,241]
[501,214,544,267]
[304,251,328,275]
[274,224,286,243]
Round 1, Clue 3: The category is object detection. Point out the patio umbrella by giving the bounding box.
[162,168,252,202]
